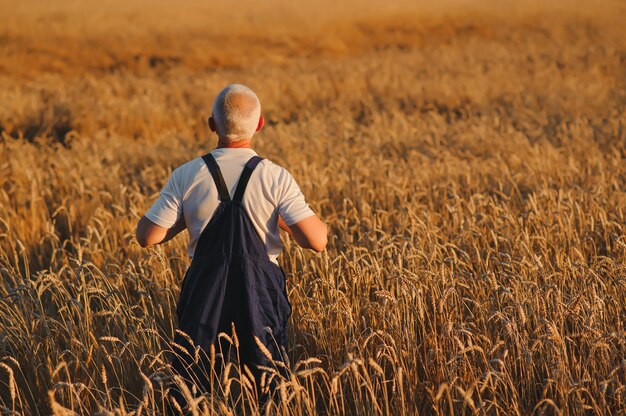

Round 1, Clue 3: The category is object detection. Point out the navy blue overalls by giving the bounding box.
[170,153,292,405]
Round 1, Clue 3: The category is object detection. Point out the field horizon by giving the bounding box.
[1,0,625,414]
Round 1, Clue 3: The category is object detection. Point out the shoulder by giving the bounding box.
[257,158,295,182]
[256,158,305,199]
[257,157,282,172]
[167,157,206,188]
[172,157,205,176]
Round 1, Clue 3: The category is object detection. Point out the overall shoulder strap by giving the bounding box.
[202,153,231,202]
[233,156,264,202]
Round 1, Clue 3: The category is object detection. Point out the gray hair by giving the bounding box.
[211,84,261,142]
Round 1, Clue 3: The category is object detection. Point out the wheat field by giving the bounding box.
[1,0,625,414]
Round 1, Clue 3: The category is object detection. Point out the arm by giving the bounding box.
[137,166,186,248]
[275,166,327,252]
[136,215,186,248]
[279,215,328,252]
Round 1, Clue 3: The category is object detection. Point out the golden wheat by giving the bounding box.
[0,0,625,414]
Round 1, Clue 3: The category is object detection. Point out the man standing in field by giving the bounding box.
[135,84,327,408]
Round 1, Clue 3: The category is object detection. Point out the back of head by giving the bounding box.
[211,84,261,142]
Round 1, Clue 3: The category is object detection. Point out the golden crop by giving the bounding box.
[0,0,625,414]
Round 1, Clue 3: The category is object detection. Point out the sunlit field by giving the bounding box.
[1,0,625,414]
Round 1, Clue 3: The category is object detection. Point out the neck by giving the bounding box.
[216,138,253,149]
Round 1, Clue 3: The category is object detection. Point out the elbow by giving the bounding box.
[136,232,148,248]
[311,226,328,253]
[135,225,150,248]
[311,241,327,253]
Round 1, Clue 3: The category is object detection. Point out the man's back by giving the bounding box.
[144,148,315,263]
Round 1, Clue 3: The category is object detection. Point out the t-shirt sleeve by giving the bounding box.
[144,169,182,228]
[276,168,316,226]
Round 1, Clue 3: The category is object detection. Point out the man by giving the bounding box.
[135,84,327,407]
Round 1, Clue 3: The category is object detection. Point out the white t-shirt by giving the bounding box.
[145,148,315,264]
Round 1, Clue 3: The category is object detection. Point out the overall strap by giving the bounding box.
[233,156,263,202]
[202,153,231,202]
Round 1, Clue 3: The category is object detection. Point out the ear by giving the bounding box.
[256,115,264,132]
[208,116,216,132]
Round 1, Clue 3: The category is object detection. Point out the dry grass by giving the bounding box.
[0,0,625,414]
